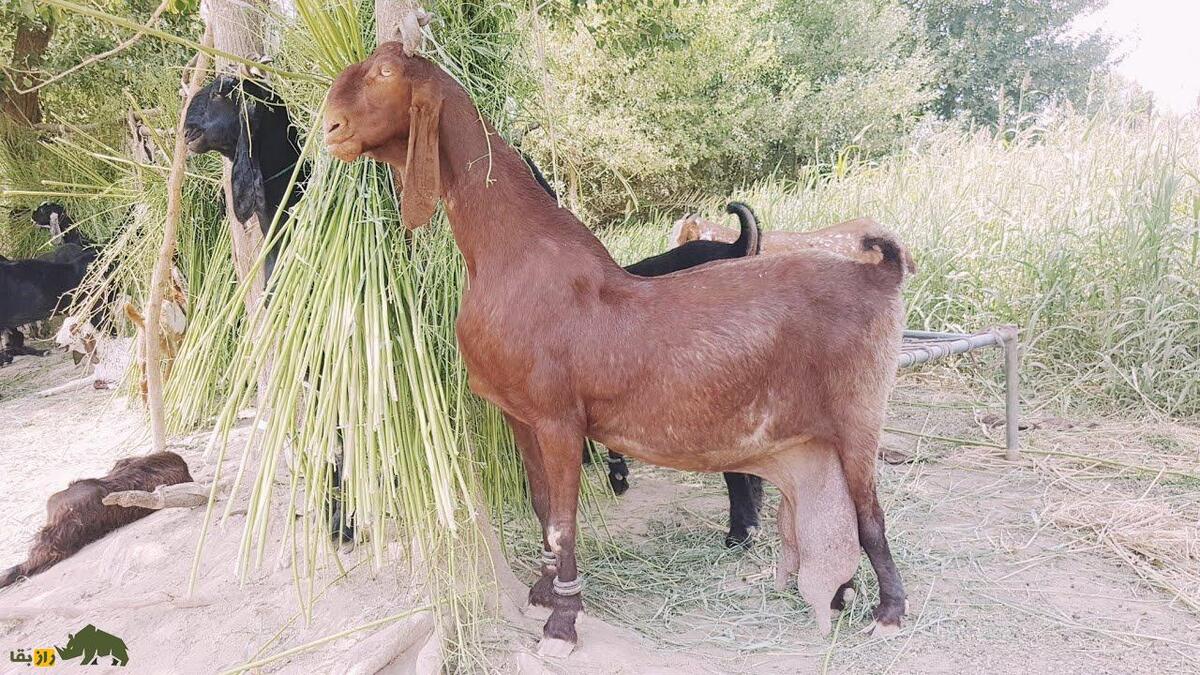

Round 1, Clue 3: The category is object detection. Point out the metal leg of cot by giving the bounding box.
[998,325,1020,460]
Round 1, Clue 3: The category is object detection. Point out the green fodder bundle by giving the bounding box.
[165,0,556,664]
[619,111,1200,417]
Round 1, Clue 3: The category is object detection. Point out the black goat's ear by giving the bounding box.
[230,122,265,225]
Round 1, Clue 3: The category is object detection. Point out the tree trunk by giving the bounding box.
[1,18,54,125]
[144,31,213,452]
[202,0,267,299]
[200,0,272,404]
[204,0,266,70]
[375,0,429,52]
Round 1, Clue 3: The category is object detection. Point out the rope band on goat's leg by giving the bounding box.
[553,576,584,596]
[541,549,558,567]
[605,455,623,464]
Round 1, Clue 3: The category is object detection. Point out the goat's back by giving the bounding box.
[674,217,916,275]
[0,254,94,327]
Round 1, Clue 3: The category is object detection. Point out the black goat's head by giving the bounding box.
[32,202,70,234]
[183,75,265,159]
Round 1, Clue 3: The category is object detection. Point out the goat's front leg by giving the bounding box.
[503,414,557,609]
[534,423,585,657]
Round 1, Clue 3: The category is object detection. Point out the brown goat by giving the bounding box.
[324,45,909,653]
[0,452,192,589]
[671,214,918,275]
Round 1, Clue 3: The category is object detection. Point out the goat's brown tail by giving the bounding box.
[861,235,912,285]
[726,202,762,256]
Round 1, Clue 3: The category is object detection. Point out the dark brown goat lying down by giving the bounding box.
[0,452,192,589]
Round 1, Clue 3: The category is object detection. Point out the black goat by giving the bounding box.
[0,204,96,364]
[0,255,96,351]
[184,74,307,281]
[611,202,766,547]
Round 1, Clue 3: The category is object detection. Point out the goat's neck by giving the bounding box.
[255,115,303,212]
[423,89,620,283]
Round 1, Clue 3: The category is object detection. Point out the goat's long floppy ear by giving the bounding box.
[230,103,266,224]
[400,82,444,230]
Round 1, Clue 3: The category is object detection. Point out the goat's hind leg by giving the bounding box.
[504,414,557,610]
[326,451,355,544]
[580,441,629,495]
[839,430,906,633]
[605,450,629,495]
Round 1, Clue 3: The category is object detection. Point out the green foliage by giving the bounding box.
[904,0,1115,123]
[525,0,934,220]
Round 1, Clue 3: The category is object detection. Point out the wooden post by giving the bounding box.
[999,325,1020,460]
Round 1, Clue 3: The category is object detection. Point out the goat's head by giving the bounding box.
[32,202,70,238]
[184,75,276,157]
[324,44,444,230]
[55,316,99,366]
[184,75,246,158]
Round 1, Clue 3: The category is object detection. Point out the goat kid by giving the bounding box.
[0,452,192,589]
[325,46,909,651]
[183,71,307,282]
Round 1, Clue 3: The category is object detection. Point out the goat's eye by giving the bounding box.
[379,65,394,78]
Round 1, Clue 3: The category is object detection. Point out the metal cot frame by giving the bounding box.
[898,326,1020,460]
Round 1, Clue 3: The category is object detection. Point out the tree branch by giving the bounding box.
[102,482,211,509]
[142,28,213,452]
[11,0,169,96]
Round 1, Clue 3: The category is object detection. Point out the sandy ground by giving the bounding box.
[2,347,1198,673]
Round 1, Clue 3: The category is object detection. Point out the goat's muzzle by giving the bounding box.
[183,127,205,154]
[323,116,362,162]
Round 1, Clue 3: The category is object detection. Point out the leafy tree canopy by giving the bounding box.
[904,0,1115,123]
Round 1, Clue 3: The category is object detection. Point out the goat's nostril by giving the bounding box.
[326,121,343,135]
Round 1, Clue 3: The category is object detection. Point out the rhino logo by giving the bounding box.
[55,624,129,666]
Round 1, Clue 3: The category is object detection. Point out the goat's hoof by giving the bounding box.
[724,527,756,549]
[536,637,575,658]
[866,600,905,637]
[866,620,901,638]
[524,604,552,621]
[831,582,856,611]
[607,474,629,496]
